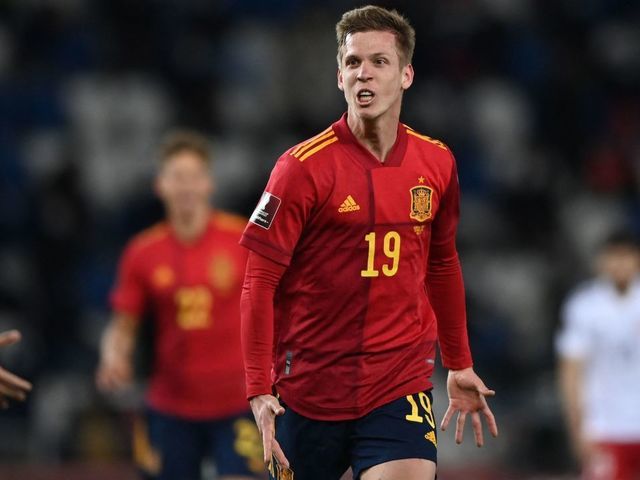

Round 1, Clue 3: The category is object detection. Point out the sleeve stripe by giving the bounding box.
[292,129,335,158]
[133,224,169,249]
[298,136,338,162]
[290,127,332,156]
[406,129,448,150]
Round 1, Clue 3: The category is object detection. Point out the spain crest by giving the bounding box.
[209,253,236,294]
[409,186,433,222]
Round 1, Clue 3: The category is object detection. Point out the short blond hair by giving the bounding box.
[158,130,211,166]
[336,5,415,66]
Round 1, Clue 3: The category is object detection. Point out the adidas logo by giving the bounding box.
[338,195,361,213]
[425,430,437,446]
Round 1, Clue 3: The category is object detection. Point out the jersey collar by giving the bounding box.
[168,211,215,248]
[332,112,408,168]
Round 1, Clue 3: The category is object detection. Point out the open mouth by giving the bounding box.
[356,89,375,105]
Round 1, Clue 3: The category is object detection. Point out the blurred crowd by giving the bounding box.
[0,0,639,476]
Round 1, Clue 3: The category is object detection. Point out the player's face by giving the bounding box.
[598,246,640,288]
[156,151,213,215]
[337,30,414,122]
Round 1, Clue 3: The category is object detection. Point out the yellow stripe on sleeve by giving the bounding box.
[298,136,338,162]
[291,127,333,157]
[406,129,448,150]
[293,130,336,158]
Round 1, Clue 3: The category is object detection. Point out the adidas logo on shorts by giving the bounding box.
[338,195,361,213]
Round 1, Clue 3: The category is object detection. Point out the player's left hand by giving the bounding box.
[440,367,498,447]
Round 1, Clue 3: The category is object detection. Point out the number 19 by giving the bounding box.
[361,231,401,277]
[405,392,436,429]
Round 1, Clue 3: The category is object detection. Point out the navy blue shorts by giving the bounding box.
[134,407,264,480]
[274,390,437,480]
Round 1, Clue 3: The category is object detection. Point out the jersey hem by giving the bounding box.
[110,303,144,319]
[146,397,251,421]
[277,377,432,421]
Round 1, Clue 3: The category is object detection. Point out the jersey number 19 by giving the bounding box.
[361,231,401,278]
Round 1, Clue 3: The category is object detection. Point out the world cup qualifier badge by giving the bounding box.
[250,191,281,230]
[409,185,433,222]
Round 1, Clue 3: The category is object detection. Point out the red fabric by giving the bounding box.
[584,443,640,480]
[240,252,286,399]
[111,211,249,420]
[240,113,472,420]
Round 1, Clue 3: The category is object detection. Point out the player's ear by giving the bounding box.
[401,63,414,90]
[337,67,344,91]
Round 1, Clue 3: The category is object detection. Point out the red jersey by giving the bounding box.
[111,211,249,420]
[240,114,473,420]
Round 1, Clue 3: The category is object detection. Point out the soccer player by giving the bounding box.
[0,330,32,408]
[240,6,498,480]
[96,131,264,480]
[557,232,640,480]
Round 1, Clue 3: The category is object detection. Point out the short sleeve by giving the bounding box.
[110,242,147,317]
[555,294,592,359]
[240,154,316,266]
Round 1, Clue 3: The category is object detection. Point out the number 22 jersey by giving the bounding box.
[111,212,249,419]
[240,113,472,421]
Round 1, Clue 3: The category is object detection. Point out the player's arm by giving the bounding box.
[96,241,146,393]
[558,355,586,460]
[241,251,289,467]
[0,330,32,408]
[555,297,590,461]
[96,313,140,392]
[427,152,498,446]
[240,152,317,468]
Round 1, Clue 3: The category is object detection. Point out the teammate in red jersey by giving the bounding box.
[96,131,263,480]
[240,6,498,480]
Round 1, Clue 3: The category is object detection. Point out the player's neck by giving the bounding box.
[168,206,211,243]
[347,110,399,163]
[613,280,632,296]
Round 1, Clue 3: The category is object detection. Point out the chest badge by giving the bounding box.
[209,253,236,294]
[152,265,175,289]
[409,184,433,222]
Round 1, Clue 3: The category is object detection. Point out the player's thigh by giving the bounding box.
[274,401,351,480]
[146,408,203,480]
[209,412,266,479]
[351,390,438,480]
[340,469,354,480]
[361,459,436,480]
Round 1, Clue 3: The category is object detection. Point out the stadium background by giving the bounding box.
[1,0,639,478]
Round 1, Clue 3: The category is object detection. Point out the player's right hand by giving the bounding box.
[95,353,133,393]
[0,330,32,408]
[249,394,289,468]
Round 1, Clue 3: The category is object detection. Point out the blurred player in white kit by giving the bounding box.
[557,231,640,480]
